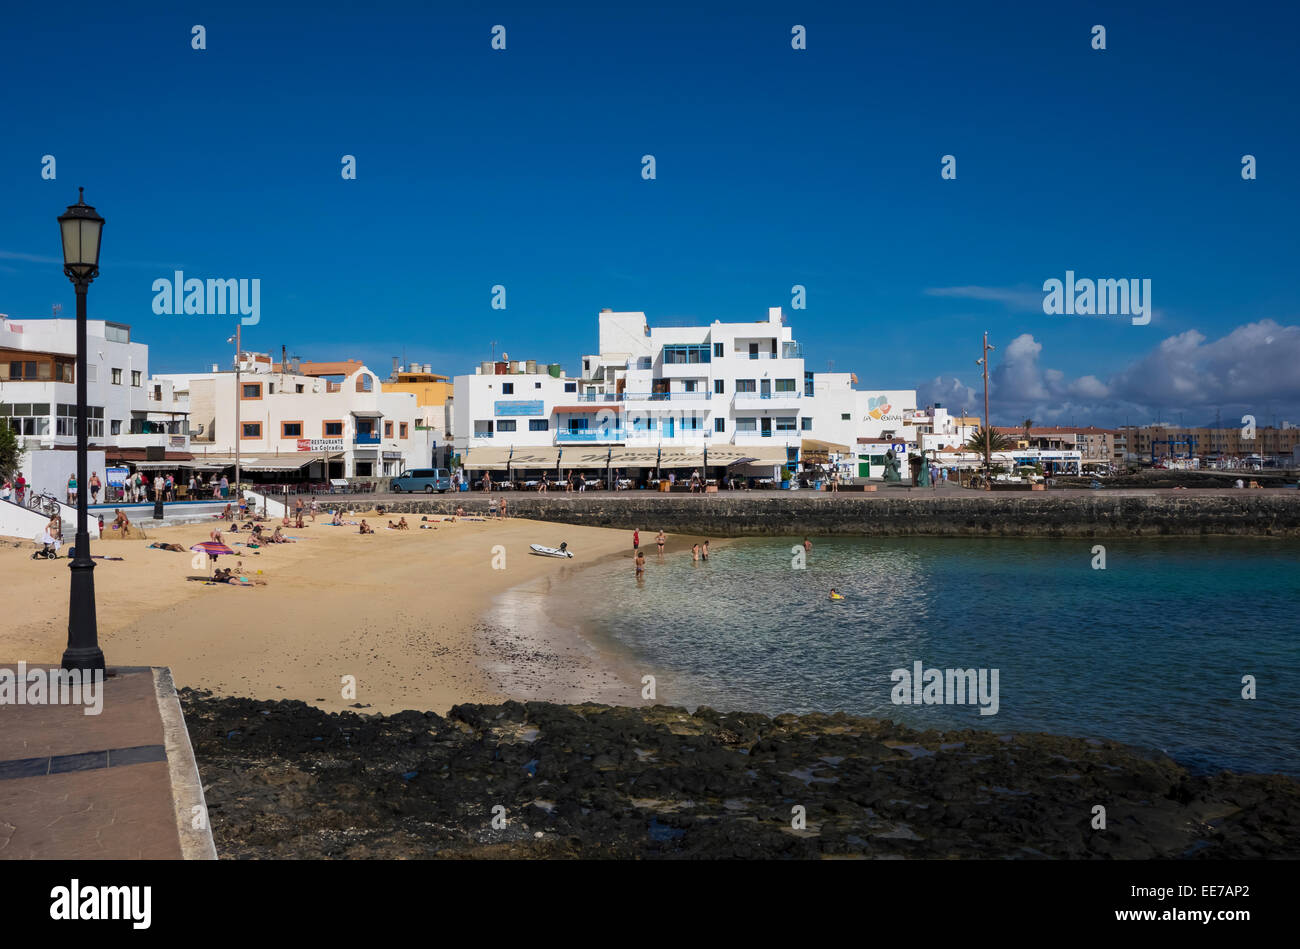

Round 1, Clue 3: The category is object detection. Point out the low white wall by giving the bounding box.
[243,490,287,519]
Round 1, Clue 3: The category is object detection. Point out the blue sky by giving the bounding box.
[2,0,1297,426]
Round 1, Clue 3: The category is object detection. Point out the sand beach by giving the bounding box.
[0,509,676,715]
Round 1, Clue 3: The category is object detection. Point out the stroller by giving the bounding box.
[32,542,60,560]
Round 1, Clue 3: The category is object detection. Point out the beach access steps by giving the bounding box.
[242,489,287,520]
[0,495,100,543]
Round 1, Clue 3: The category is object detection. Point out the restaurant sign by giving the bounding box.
[297,438,344,452]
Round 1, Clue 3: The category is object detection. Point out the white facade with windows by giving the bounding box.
[0,317,189,497]
[156,356,430,478]
[453,306,918,476]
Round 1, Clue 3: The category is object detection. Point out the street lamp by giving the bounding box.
[57,187,106,673]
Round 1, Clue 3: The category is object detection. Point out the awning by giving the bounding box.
[350,409,384,417]
[171,454,340,472]
[608,447,660,467]
[703,446,750,465]
[802,438,850,454]
[723,445,789,466]
[463,447,513,471]
[561,448,612,468]
[508,446,561,468]
[658,448,705,469]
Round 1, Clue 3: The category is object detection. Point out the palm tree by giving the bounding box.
[965,427,1011,455]
[1022,418,1033,443]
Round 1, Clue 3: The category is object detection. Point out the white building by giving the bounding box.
[0,317,189,498]
[454,307,918,481]
[156,355,430,480]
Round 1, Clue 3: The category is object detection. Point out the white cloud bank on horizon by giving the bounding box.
[916,320,1300,427]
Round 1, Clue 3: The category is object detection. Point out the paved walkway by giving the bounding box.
[0,665,215,860]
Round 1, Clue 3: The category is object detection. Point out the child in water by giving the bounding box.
[829,588,844,600]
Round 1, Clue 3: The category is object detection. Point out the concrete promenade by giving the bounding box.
[0,666,215,860]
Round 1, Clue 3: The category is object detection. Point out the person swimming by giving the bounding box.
[829,588,844,600]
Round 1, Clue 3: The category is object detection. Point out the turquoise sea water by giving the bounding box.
[552,537,1300,776]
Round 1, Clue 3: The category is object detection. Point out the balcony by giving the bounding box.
[622,391,712,403]
[557,428,627,443]
[354,432,381,445]
[572,392,623,403]
[473,431,494,439]
[732,391,802,409]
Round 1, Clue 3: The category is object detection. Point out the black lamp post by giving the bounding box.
[58,187,105,673]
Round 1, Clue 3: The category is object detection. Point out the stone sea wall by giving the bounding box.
[365,492,1300,537]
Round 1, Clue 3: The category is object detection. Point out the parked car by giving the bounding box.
[389,468,451,493]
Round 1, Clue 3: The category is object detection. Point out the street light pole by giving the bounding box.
[976,331,995,490]
[58,188,105,673]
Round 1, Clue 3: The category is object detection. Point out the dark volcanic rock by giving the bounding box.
[180,690,1300,859]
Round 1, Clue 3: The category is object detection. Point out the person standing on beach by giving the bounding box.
[632,528,640,551]
[702,539,709,561]
[310,496,319,521]
[499,497,507,519]
[656,530,666,559]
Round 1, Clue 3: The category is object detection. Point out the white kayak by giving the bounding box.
[530,543,573,558]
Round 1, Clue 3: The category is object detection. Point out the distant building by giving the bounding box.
[380,360,453,467]
[0,317,189,497]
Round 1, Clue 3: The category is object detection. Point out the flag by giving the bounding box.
[1,317,22,334]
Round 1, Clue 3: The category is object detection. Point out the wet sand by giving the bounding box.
[0,510,655,715]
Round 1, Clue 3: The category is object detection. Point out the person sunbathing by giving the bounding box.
[331,510,343,526]
[397,517,409,530]
[149,542,187,552]
[359,519,374,534]
[387,520,399,529]
[294,514,305,529]
[213,567,266,586]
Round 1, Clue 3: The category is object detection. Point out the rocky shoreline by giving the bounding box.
[180,690,1300,859]
[367,492,1300,537]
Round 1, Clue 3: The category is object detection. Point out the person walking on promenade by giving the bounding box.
[189,473,198,496]
[483,472,493,493]
[1,478,10,503]
[578,471,587,492]
[632,528,640,551]
[656,529,666,560]
[220,474,230,499]
[90,472,101,503]
[166,472,175,500]
[154,473,165,502]
[14,472,25,506]
[67,473,77,504]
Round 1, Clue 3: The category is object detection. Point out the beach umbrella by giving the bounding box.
[191,541,235,576]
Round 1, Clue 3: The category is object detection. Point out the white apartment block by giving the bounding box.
[0,317,189,496]
[157,355,430,479]
[454,307,919,477]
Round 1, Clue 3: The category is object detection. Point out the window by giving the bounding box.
[736,417,757,432]
[400,422,408,438]
[268,383,275,394]
[323,420,343,437]
[497,420,517,432]
[111,368,122,385]
[384,421,394,438]
[534,381,542,389]
[632,416,655,432]
[241,422,262,439]
[104,323,129,343]
[241,383,261,399]
[131,370,142,387]
[110,420,121,435]
[714,380,725,394]
[776,417,797,432]
[714,343,724,358]
[662,344,710,364]
[88,365,96,382]
[736,379,756,393]
[529,419,548,432]
[684,380,697,393]
[776,379,796,393]
[567,418,588,433]
[637,357,652,370]
[281,421,303,438]
[502,383,514,395]
[714,418,726,433]
[295,384,304,393]
[841,413,851,421]
[564,382,576,393]
[801,417,813,431]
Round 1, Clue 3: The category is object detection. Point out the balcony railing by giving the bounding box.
[557,428,627,443]
[622,392,712,402]
[573,393,622,403]
[473,431,494,439]
[354,432,381,445]
[732,391,801,400]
